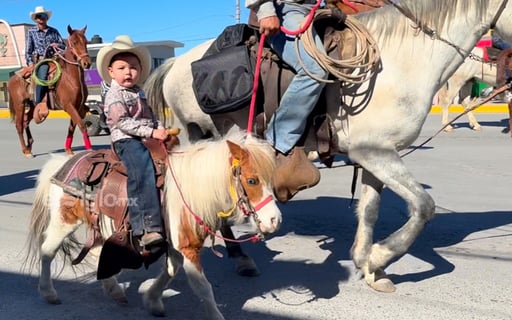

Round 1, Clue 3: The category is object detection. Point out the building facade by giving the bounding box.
[0,19,183,108]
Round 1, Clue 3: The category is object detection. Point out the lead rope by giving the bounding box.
[400,83,512,158]
[246,0,321,133]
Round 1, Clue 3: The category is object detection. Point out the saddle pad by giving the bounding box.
[51,150,111,198]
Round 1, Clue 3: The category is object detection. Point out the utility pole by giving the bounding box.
[235,0,241,24]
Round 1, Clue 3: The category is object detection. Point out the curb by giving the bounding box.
[0,104,509,119]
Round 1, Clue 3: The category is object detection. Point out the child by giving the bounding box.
[97,35,169,247]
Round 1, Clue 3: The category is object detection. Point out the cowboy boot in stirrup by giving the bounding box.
[34,96,49,124]
[273,146,321,203]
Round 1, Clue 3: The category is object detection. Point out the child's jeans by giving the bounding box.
[113,138,162,236]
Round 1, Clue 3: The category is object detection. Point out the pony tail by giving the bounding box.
[21,154,68,274]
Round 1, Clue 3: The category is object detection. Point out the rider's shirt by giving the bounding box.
[25,26,65,65]
[104,80,163,142]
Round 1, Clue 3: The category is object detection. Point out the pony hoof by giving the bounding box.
[144,296,166,317]
[44,295,62,305]
[472,125,482,131]
[23,152,34,158]
[235,256,260,277]
[114,296,128,304]
[65,149,74,156]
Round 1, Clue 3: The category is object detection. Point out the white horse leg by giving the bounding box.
[182,259,224,320]
[144,269,171,317]
[467,110,481,130]
[84,241,127,303]
[437,83,455,132]
[101,276,127,304]
[143,248,182,317]
[39,208,82,304]
[350,170,393,291]
[441,105,454,132]
[350,149,435,292]
[461,96,482,130]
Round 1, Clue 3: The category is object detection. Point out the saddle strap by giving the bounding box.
[72,227,104,265]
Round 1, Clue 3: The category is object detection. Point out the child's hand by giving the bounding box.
[151,128,170,141]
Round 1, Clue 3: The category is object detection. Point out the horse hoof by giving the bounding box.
[443,125,454,132]
[235,256,260,277]
[65,149,74,156]
[368,277,396,293]
[364,268,396,293]
[472,125,482,131]
[23,152,34,158]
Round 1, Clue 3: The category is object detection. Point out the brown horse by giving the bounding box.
[7,25,92,158]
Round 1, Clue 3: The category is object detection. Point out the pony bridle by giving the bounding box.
[219,158,274,237]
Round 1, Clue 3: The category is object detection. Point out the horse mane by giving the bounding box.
[166,131,276,228]
[356,0,489,43]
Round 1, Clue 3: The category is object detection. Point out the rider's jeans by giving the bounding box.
[266,3,328,154]
[35,63,49,104]
[113,138,162,237]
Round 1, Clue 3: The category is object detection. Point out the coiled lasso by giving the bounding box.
[298,8,380,84]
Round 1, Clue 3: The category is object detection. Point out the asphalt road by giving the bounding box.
[0,113,511,320]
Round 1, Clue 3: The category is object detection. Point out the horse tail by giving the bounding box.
[144,57,177,127]
[21,154,69,273]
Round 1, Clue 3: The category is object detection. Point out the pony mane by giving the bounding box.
[357,0,489,43]
[166,131,276,228]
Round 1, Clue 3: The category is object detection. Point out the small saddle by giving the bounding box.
[52,138,168,227]
[51,138,173,273]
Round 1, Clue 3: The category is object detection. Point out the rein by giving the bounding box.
[52,38,89,107]
[247,0,321,134]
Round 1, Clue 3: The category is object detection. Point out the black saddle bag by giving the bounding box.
[191,24,256,114]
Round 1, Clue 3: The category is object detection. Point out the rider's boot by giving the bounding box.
[34,95,49,124]
[273,146,321,203]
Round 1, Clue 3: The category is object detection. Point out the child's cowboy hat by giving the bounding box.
[30,6,52,22]
[96,35,151,86]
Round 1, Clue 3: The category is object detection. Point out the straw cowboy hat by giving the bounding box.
[30,6,52,22]
[96,35,151,86]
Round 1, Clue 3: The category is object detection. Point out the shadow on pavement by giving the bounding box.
[2,192,511,319]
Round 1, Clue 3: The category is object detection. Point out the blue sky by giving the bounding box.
[0,0,250,55]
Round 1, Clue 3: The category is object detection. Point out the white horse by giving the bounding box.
[23,132,281,320]
[145,0,512,292]
[437,46,497,132]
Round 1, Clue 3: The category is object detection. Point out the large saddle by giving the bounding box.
[191,6,377,167]
[16,58,63,122]
[51,138,173,278]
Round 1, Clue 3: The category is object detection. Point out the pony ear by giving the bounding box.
[226,140,248,162]
[67,25,72,35]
